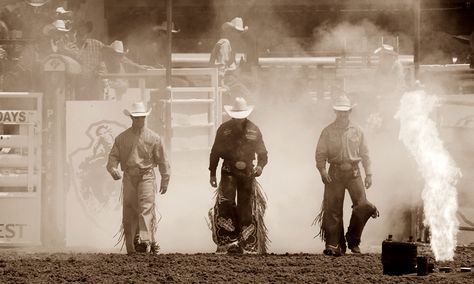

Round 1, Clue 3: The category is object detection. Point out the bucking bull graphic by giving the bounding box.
[68,120,127,229]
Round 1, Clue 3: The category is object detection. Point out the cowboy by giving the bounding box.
[208,97,269,254]
[209,17,252,103]
[315,96,378,256]
[106,102,170,254]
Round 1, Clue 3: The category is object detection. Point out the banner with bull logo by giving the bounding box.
[66,101,131,250]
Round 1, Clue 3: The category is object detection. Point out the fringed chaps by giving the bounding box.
[209,177,270,254]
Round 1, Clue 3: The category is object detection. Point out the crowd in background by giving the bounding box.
[0,0,164,100]
[0,0,472,100]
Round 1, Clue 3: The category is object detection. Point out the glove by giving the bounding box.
[253,166,263,177]
[320,170,332,185]
[159,185,168,194]
[111,168,122,180]
[365,175,372,189]
[210,176,217,188]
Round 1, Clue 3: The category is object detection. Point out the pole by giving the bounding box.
[166,0,172,88]
[165,0,173,152]
[414,0,421,81]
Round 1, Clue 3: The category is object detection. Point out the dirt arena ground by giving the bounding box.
[0,246,472,283]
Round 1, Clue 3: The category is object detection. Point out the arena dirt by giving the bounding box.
[0,247,472,283]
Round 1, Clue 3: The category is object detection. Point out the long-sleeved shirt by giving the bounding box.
[79,38,104,74]
[315,121,371,175]
[374,59,405,96]
[209,38,237,78]
[106,127,170,187]
[209,119,268,177]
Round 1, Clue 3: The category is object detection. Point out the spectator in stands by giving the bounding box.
[98,40,150,100]
[54,6,72,20]
[367,44,406,132]
[146,20,179,68]
[124,20,179,70]
[75,21,105,100]
[373,44,405,96]
[209,17,252,104]
[39,19,79,59]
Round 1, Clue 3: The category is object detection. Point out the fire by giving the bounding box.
[395,90,461,261]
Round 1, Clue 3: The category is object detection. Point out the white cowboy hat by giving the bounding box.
[123,102,151,117]
[224,97,254,119]
[221,17,248,32]
[55,7,72,14]
[374,44,398,55]
[42,19,70,35]
[152,21,180,33]
[25,0,49,7]
[52,19,70,31]
[332,96,356,111]
[108,40,128,54]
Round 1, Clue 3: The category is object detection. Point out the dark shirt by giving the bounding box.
[209,119,268,177]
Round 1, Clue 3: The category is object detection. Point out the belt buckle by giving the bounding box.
[235,161,247,170]
[339,163,352,171]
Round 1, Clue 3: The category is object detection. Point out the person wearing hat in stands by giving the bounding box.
[55,6,72,20]
[208,97,269,254]
[106,101,170,254]
[125,20,179,69]
[373,44,405,96]
[98,40,150,100]
[148,20,179,68]
[314,96,378,256]
[367,44,406,132]
[39,19,79,59]
[209,17,252,103]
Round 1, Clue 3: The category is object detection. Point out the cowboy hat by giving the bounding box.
[108,40,128,54]
[152,21,180,33]
[374,44,398,55]
[224,97,254,119]
[332,96,356,111]
[221,17,248,33]
[25,0,49,7]
[55,7,72,15]
[42,19,70,35]
[52,19,70,31]
[123,102,151,117]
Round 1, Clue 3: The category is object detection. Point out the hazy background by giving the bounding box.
[1,0,472,253]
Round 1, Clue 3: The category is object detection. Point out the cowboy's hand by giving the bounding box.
[111,169,122,180]
[365,175,372,189]
[253,166,263,177]
[320,170,332,185]
[210,176,217,188]
[159,185,168,194]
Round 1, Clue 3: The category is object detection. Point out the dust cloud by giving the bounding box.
[59,6,473,255]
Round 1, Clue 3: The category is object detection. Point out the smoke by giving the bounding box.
[395,90,461,261]
[311,19,389,53]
